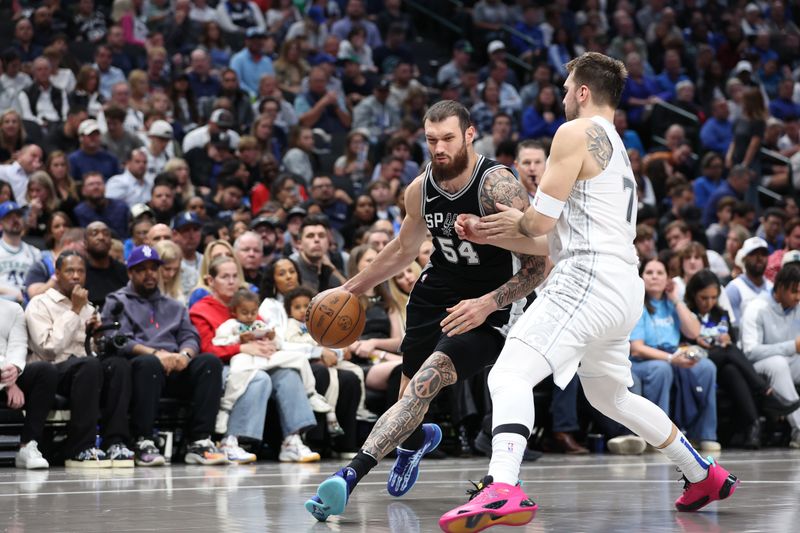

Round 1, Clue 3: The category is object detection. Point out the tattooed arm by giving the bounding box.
[441,167,547,336]
[473,120,601,242]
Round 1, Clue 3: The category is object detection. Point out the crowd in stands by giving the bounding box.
[1,0,800,469]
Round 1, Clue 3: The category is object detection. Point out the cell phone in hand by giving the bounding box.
[251,329,271,339]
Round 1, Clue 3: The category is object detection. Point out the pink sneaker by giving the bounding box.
[675,459,739,512]
[439,476,537,533]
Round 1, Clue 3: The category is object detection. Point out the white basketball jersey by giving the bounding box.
[548,116,638,266]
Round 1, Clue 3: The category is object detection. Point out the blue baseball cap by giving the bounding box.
[127,244,162,269]
[0,201,24,219]
[310,53,337,66]
[307,6,326,24]
[171,211,202,231]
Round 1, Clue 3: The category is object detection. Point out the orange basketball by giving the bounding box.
[305,288,366,348]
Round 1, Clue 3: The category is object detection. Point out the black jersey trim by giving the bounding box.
[428,155,484,201]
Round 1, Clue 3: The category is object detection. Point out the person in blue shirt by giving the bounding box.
[769,79,800,120]
[702,165,749,227]
[620,52,663,126]
[520,85,565,140]
[655,50,690,101]
[629,258,720,451]
[511,5,546,62]
[614,109,645,156]
[68,119,121,181]
[229,28,275,99]
[700,98,734,155]
[693,152,725,212]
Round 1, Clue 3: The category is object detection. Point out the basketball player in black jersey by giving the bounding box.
[305,100,547,521]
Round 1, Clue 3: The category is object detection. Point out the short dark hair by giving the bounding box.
[104,105,127,122]
[495,140,517,159]
[299,214,330,236]
[516,139,547,159]
[220,177,246,193]
[230,287,259,310]
[153,172,177,189]
[283,286,315,316]
[55,250,87,270]
[492,112,513,127]
[763,207,787,222]
[423,100,471,133]
[774,263,800,292]
[565,52,628,107]
[732,201,755,219]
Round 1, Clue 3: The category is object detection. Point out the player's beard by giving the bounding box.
[431,139,469,182]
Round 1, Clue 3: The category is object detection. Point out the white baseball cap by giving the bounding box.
[740,236,769,258]
[487,40,506,55]
[781,249,800,267]
[78,119,101,136]
[147,119,173,139]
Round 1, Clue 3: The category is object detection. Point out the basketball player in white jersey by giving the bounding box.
[439,53,738,533]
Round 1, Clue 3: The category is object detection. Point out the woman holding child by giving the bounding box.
[190,256,320,463]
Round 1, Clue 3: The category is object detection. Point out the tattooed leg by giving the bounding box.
[361,352,458,461]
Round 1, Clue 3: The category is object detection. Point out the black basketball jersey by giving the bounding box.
[412,155,524,333]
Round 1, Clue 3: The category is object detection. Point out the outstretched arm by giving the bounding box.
[471,121,590,241]
[441,167,548,337]
[343,177,428,295]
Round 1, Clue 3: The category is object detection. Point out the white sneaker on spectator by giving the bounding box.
[15,441,49,469]
[607,435,647,455]
[219,435,257,464]
[279,434,320,463]
[308,392,332,413]
[66,447,112,468]
[700,440,722,452]
[106,443,135,468]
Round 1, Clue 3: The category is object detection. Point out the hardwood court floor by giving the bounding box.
[1,449,798,532]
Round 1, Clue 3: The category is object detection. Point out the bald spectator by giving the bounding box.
[0,144,43,206]
[296,67,351,133]
[74,172,131,239]
[234,231,266,286]
[18,57,69,129]
[147,223,172,244]
[187,48,221,101]
[83,221,129,309]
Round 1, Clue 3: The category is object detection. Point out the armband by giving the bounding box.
[532,189,566,219]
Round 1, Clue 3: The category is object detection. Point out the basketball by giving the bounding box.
[305,288,366,348]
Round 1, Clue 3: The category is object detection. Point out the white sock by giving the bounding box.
[659,431,710,483]
[488,433,527,486]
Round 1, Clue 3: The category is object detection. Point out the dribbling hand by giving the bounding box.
[476,203,525,240]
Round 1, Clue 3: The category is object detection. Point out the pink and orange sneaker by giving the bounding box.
[439,476,537,533]
[675,459,739,512]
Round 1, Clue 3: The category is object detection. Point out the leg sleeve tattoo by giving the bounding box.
[361,352,457,460]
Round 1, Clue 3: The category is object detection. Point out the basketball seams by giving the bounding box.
[316,292,348,346]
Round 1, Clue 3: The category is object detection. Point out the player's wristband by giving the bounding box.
[533,189,566,219]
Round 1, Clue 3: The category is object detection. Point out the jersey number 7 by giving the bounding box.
[623,177,635,224]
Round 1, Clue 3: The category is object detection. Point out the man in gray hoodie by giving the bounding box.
[741,262,800,448]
